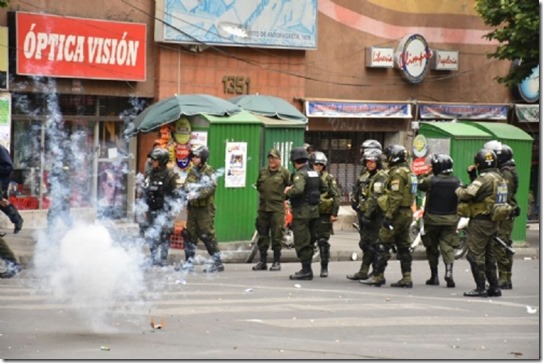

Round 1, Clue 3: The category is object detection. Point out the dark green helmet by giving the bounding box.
[383,144,407,165]
[430,153,453,175]
[191,145,210,164]
[474,148,497,170]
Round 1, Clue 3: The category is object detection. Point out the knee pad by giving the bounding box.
[317,238,329,248]
[200,233,211,244]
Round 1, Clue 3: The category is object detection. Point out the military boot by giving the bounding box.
[391,272,413,288]
[444,263,455,288]
[359,273,386,287]
[425,266,439,286]
[486,268,502,297]
[289,262,313,280]
[320,262,328,278]
[204,253,225,273]
[498,271,512,290]
[464,270,488,297]
[252,249,268,271]
[346,263,370,281]
[269,249,281,271]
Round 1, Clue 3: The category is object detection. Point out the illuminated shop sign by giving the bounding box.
[365,47,394,68]
[431,50,459,71]
[16,12,147,81]
[394,34,432,83]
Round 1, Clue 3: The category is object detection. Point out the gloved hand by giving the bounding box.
[360,215,371,226]
[467,165,477,182]
[382,217,393,230]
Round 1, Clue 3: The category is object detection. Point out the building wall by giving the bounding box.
[305,0,513,103]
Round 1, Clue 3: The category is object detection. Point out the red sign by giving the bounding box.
[411,157,431,176]
[16,12,147,81]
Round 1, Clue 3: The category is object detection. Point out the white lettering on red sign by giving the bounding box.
[17,12,146,81]
[23,24,139,67]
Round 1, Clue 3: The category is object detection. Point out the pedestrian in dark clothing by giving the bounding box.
[0,145,23,234]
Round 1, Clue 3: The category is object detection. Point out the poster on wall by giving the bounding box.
[0,92,11,148]
[225,142,247,188]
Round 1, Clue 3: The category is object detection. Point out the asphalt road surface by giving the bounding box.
[0,258,539,359]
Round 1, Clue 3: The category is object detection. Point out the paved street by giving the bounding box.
[0,257,539,359]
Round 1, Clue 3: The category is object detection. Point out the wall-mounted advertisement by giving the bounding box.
[0,27,8,90]
[0,93,10,148]
[225,142,247,188]
[155,0,317,50]
[16,12,147,81]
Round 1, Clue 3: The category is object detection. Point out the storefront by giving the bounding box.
[302,98,414,202]
[2,10,152,226]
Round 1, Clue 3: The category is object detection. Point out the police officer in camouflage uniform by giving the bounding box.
[483,141,519,289]
[285,147,322,280]
[310,151,339,278]
[347,148,388,282]
[252,148,291,272]
[181,145,224,273]
[350,140,382,270]
[141,148,180,267]
[361,144,416,288]
[457,148,507,298]
[418,154,461,288]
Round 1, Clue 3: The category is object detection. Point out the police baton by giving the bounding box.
[493,236,515,255]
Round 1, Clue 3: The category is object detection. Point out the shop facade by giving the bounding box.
[0,1,156,226]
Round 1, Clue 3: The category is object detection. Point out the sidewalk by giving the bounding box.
[6,218,540,268]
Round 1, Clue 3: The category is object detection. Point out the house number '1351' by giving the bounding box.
[222,76,250,95]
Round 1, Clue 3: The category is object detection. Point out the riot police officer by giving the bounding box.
[141,147,180,267]
[483,141,519,289]
[347,148,388,282]
[310,151,339,278]
[182,145,224,273]
[284,147,322,280]
[457,148,508,298]
[418,154,461,288]
[253,148,291,271]
[350,139,382,268]
[361,144,416,288]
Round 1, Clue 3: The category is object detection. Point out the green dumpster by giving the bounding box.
[464,121,534,244]
[418,122,492,185]
[191,111,262,243]
[255,114,306,172]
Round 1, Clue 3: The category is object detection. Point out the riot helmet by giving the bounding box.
[290,147,309,163]
[191,145,210,164]
[383,144,407,165]
[311,151,328,167]
[149,147,170,166]
[498,144,514,165]
[474,148,497,171]
[430,153,454,175]
[360,139,382,154]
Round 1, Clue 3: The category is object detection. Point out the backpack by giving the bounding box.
[487,172,513,222]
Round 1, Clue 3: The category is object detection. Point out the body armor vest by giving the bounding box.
[426,176,460,215]
[290,167,320,208]
[146,169,170,210]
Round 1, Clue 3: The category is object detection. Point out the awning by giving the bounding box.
[303,98,412,118]
[418,102,510,121]
[515,104,540,123]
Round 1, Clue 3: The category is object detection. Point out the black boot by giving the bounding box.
[269,249,281,271]
[252,249,268,271]
[464,270,488,297]
[486,267,502,297]
[290,262,313,280]
[320,262,328,278]
[425,266,439,285]
[204,253,225,273]
[444,263,455,288]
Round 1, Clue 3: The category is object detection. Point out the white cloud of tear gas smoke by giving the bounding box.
[33,223,149,332]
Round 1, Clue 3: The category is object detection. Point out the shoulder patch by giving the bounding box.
[390,179,400,191]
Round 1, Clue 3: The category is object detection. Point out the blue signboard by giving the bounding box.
[155,0,317,50]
